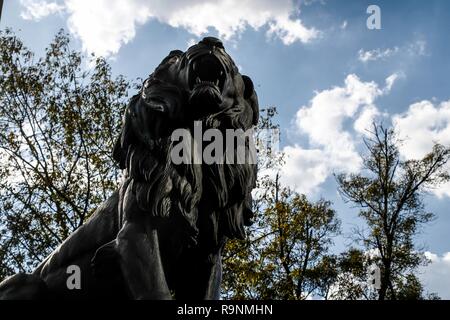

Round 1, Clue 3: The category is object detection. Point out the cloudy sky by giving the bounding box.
[1,0,450,298]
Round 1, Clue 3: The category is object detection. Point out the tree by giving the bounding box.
[336,123,450,300]
[223,175,341,299]
[331,248,441,300]
[222,108,341,300]
[0,29,133,279]
[329,248,379,300]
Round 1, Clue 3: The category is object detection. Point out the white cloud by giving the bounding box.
[283,88,450,197]
[281,74,395,194]
[392,99,450,197]
[20,0,320,57]
[20,0,65,21]
[64,0,152,58]
[186,38,198,49]
[358,47,399,63]
[419,252,450,299]
[408,39,427,56]
[358,39,427,64]
[280,146,329,195]
[266,14,320,45]
[384,72,401,92]
[393,100,450,160]
[353,104,380,136]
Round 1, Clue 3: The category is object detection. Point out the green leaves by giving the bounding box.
[224,186,340,300]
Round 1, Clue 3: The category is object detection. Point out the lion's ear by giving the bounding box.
[113,95,139,169]
[158,50,184,66]
[242,75,259,126]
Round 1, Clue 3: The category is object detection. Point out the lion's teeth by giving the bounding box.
[193,77,220,87]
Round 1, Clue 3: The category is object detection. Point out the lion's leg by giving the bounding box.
[115,221,171,299]
[0,273,48,300]
[112,183,171,300]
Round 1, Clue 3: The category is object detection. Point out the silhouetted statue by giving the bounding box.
[0,37,259,300]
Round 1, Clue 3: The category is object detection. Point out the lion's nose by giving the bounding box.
[200,37,224,49]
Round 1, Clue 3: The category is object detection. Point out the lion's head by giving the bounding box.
[150,37,259,128]
[113,37,259,245]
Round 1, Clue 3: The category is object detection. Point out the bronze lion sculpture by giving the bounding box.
[0,37,259,300]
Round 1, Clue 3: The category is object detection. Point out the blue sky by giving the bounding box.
[1,0,450,298]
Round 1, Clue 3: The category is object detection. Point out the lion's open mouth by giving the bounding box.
[188,54,226,93]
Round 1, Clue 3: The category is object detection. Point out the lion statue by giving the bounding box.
[0,37,259,300]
